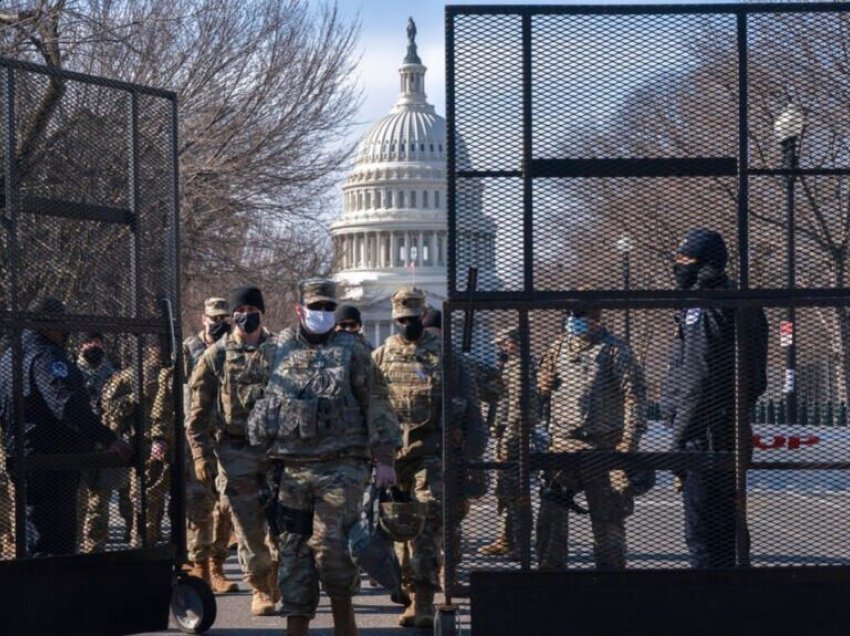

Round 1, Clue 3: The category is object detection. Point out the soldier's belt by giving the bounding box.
[275,449,369,465]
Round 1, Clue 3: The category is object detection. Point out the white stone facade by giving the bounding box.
[331,21,448,346]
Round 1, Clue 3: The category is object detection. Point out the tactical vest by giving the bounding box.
[248,328,368,459]
[210,331,274,437]
[379,331,442,457]
[548,331,629,449]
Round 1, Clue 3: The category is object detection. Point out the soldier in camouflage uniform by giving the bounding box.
[76,332,120,552]
[373,288,485,629]
[334,304,373,351]
[479,327,538,560]
[101,341,174,547]
[186,286,278,616]
[182,297,238,594]
[248,278,399,636]
[536,305,646,571]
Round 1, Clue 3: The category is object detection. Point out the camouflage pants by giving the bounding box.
[395,455,443,590]
[0,471,13,558]
[80,482,112,552]
[129,459,171,546]
[78,465,131,552]
[536,459,632,571]
[185,455,233,562]
[494,434,522,551]
[276,457,369,618]
[215,437,275,578]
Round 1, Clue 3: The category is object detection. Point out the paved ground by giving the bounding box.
[135,557,467,635]
[128,484,850,634]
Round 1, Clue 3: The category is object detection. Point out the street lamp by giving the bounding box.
[616,234,633,343]
[774,102,804,424]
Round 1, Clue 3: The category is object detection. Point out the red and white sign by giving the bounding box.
[780,320,794,348]
[642,422,842,463]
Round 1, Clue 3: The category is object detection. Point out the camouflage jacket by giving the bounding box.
[182,330,211,418]
[538,328,646,451]
[496,355,540,440]
[186,329,275,460]
[373,330,485,462]
[248,328,399,464]
[182,331,209,383]
[464,355,503,406]
[101,364,174,446]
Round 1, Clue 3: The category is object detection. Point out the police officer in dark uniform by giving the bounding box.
[660,229,767,569]
[0,297,132,556]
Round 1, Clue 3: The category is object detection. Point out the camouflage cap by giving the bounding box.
[203,297,229,317]
[391,287,426,319]
[495,327,519,344]
[298,278,337,305]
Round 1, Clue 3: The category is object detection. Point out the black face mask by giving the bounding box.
[234,312,261,335]
[82,347,105,367]
[673,262,701,290]
[396,318,424,342]
[207,321,229,342]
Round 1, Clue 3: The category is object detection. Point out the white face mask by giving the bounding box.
[302,307,336,334]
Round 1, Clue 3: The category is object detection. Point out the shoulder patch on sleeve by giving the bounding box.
[685,308,702,325]
[50,361,69,378]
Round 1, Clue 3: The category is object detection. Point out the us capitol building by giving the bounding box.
[331,19,493,346]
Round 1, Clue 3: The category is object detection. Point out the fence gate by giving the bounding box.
[0,58,185,634]
[443,4,850,634]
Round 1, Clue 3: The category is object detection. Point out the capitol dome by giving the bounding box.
[331,18,495,347]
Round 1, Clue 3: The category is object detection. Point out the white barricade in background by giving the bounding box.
[642,422,850,492]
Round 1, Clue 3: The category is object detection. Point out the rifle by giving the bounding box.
[261,461,284,536]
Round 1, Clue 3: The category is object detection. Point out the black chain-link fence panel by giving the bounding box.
[445,4,850,597]
[0,60,181,560]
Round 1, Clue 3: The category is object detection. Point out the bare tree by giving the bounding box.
[0,0,358,333]
[545,12,850,407]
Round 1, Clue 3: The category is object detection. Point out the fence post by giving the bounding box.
[767,399,776,425]
[799,399,808,426]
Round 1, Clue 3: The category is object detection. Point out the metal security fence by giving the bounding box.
[0,57,183,562]
[443,2,850,603]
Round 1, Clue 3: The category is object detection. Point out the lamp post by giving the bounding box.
[616,234,633,343]
[774,102,804,425]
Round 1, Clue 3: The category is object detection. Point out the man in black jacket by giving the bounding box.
[0,297,131,556]
[660,229,767,569]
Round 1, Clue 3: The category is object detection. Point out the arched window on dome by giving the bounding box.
[386,191,393,208]
[410,191,417,208]
[434,191,441,209]
[423,191,429,208]
[398,191,405,208]
[420,144,425,153]
[375,190,382,209]
[365,191,372,209]
[357,191,363,210]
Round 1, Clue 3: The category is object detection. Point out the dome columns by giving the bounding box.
[334,229,447,272]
